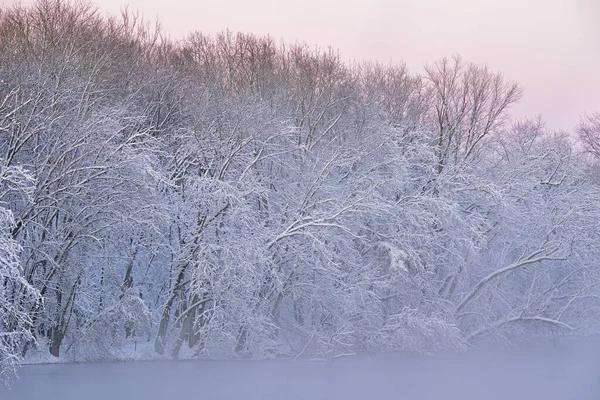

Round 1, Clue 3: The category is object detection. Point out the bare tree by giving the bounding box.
[424,56,522,172]
[577,112,600,160]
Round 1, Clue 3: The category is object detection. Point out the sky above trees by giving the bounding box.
[2,0,595,131]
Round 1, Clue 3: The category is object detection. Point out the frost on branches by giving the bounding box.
[0,164,38,382]
[1,0,600,374]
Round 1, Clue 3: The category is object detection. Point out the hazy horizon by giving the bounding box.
[1,0,596,131]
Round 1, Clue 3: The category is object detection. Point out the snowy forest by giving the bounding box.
[2,0,600,381]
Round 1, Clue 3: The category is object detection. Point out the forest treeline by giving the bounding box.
[2,0,600,380]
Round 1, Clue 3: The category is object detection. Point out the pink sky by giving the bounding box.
[3,0,599,131]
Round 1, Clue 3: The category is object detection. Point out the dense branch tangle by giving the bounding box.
[0,0,598,372]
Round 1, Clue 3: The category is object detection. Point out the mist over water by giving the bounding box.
[3,339,600,400]
[3,1,600,393]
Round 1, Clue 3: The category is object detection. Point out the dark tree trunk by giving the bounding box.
[49,330,64,357]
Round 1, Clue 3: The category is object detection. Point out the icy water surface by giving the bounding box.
[2,343,600,399]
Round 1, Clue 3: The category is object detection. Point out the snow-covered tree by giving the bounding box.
[0,163,38,382]
[1,0,599,370]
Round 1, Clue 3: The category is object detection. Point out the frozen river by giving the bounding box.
[2,343,600,399]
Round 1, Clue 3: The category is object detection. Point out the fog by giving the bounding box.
[3,341,600,400]
[3,1,600,395]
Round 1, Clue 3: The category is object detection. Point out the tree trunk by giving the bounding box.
[49,330,64,358]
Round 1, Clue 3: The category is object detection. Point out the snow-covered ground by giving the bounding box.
[2,341,600,399]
